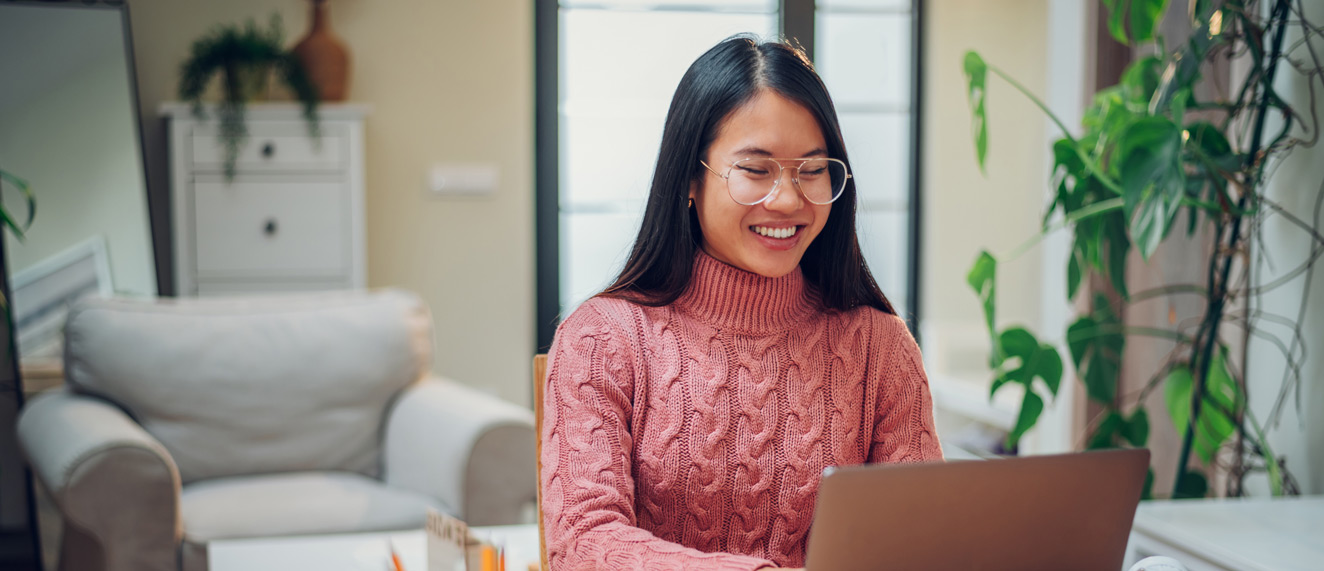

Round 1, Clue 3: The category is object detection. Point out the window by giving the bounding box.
[536,0,921,348]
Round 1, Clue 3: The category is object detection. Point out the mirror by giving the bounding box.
[0,1,155,565]
[0,2,156,384]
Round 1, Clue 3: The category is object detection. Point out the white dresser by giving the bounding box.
[161,103,368,296]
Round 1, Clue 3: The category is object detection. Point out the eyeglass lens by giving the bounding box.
[727,158,847,205]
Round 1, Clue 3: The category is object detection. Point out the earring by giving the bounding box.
[688,198,694,208]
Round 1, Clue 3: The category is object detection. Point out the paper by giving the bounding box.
[427,508,468,571]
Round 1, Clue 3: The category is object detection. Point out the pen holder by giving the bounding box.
[426,508,504,571]
[427,509,470,571]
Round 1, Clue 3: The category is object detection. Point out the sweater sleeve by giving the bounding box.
[867,314,944,464]
[540,303,777,571]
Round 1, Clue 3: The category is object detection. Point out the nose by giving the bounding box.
[763,166,806,213]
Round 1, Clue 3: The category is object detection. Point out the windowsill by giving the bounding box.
[928,371,1022,432]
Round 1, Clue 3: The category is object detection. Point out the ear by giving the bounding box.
[688,179,698,201]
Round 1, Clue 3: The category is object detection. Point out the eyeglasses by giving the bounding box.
[700,157,851,206]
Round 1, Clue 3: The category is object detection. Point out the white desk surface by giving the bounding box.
[1129,496,1324,571]
[208,524,540,571]
[207,498,1324,571]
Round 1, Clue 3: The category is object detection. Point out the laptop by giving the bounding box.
[804,448,1150,571]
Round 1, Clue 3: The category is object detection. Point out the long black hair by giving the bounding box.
[599,36,895,316]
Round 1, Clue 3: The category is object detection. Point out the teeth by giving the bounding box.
[753,225,798,239]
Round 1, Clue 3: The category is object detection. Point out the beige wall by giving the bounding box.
[922,0,1050,381]
[127,0,535,406]
[123,0,1052,408]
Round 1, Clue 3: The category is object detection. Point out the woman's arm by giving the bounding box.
[867,313,944,464]
[540,303,776,571]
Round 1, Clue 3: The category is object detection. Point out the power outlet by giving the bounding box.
[428,163,499,196]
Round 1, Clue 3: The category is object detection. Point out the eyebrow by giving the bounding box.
[730,146,829,158]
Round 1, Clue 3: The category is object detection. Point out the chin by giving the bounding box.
[741,254,803,278]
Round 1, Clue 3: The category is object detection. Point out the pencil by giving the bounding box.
[389,540,406,571]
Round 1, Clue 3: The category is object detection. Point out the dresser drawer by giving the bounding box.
[192,180,348,278]
[190,121,346,173]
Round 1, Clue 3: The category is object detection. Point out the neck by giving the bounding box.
[675,250,817,334]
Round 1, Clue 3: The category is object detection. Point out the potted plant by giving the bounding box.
[961,0,1320,498]
[178,14,320,180]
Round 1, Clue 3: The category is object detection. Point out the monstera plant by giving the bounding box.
[962,0,1320,498]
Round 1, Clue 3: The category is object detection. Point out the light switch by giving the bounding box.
[428,163,499,196]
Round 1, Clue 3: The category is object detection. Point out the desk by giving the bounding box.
[208,524,541,571]
[1125,496,1324,571]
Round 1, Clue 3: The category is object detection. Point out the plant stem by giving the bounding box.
[1245,407,1284,496]
[988,66,1128,197]
[1066,197,1125,223]
[989,66,1077,144]
[1128,284,1209,303]
[1175,0,1292,498]
[997,197,1126,263]
[1066,323,1195,344]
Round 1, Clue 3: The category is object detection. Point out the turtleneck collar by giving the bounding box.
[675,249,819,334]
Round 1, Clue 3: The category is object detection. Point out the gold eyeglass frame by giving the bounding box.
[700,157,851,206]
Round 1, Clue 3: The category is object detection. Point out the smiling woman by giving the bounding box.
[691,90,835,278]
[538,36,942,571]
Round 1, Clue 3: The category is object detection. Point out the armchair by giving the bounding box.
[17,290,536,571]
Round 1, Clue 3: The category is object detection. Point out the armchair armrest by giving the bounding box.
[384,376,536,525]
[17,389,182,571]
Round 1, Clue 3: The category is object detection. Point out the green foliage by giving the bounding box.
[1173,470,1208,499]
[1087,408,1149,450]
[1102,0,1171,44]
[967,250,996,341]
[1068,296,1125,404]
[178,14,320,180]
[0,169,36,241]
[959,0,1319,498]
[990,327,1063,449]
[1164,349,1244,464]
[962,51,988,173]
[0,169,36,313]
[1118,117,1184,260]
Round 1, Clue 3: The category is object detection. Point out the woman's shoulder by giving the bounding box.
[829,305,915,344]
[554,295,655,341]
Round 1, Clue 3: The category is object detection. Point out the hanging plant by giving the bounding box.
[178,14,320,180]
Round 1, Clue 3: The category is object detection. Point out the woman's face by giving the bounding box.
[691,90,833,278]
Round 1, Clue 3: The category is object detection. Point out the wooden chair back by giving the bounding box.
[533,354,549,571]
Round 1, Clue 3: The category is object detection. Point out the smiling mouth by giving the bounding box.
[751,225,802,239]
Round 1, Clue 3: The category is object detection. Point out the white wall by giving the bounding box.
[922,0,1052,441]
[922,0,1049,376]
[127,0,536,406]
[1244,0,1324,496]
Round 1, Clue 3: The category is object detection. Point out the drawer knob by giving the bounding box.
[263,219,278,236]
[261,142,276,158]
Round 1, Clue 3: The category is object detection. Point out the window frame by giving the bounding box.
[535,0,924,349]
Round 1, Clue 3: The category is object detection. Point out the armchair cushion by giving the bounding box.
[180,471,442,544]
[62,289,433,483]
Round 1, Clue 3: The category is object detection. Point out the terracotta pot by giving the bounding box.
[292,0,350,101]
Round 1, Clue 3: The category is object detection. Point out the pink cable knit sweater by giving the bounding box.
[540,251,943,570]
